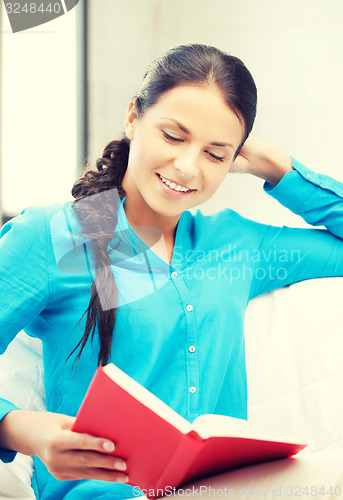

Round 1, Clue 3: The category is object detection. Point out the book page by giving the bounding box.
[103,364,192,434]
[191,414,306,444]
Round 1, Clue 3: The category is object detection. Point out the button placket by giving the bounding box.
[168,275,199,420]
[184,301,198,417]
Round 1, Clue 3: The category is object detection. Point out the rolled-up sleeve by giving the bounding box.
[0,399,20,463]
[249,158,343,299]
[263,157,343,239]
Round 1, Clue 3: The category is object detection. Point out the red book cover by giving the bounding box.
[72,364,307,498]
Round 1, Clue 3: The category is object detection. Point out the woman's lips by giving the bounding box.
[156,173,196,199]
[158,173,195,191]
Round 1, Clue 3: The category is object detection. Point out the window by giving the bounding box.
[0,2,86,223]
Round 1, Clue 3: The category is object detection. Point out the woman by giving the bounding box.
[0,44,342,499]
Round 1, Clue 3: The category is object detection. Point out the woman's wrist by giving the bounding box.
[0,410,37,456]
[232,137,294,186]
[250,143,294,186]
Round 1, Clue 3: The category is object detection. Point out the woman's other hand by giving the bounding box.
[0,410,128,483]
[230,136,293,186]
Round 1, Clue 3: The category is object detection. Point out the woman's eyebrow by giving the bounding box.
[160,117,234,149]
[160,117,191,135]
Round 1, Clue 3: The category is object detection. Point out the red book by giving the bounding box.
[72,364,307,498]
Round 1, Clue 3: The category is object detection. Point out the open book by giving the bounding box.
[72,364,307,498]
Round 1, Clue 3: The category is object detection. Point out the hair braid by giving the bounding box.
[69,136,129,366]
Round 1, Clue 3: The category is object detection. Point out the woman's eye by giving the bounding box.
[207,151,225,162]
[162,131,183,143]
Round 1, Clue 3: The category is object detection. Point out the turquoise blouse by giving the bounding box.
[0,158,343,499]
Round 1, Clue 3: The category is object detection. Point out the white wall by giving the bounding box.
[88,0,343,227]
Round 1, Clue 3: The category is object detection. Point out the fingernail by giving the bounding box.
[115,461,127,471]
[103,441,115,452]
[116,475,129,483]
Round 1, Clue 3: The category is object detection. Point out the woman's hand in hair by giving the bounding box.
[0,410,128,483]
[230,136,293,187]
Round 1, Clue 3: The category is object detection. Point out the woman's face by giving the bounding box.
[123,84,244,219]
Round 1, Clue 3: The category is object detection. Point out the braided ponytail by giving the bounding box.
[70,136,129,366]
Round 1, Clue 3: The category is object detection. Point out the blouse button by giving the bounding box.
[189,386,197,393]
[171,271,178,279]
[189,345,196,353]
[186,304,193,312]
[306,173,312,179]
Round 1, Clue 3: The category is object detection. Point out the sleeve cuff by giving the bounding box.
[263,157,343,213]
[0,401,20,463]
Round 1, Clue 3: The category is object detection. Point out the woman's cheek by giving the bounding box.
[205,172,226,197]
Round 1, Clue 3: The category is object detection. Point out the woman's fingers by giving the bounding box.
[49,448,129,482]
[56,427,117,454]
[56,465,129,483]
[43,440,128,481]
[75,467,129,483]
[57,449,127,472]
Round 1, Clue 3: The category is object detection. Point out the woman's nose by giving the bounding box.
[174,149,200,179]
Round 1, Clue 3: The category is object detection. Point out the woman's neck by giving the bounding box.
[123,194,180,265]
[123,192,179,238]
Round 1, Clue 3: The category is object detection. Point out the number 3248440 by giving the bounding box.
[5,3,62,14]
[286,485,341,496]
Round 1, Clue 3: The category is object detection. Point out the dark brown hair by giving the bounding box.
[70,44,257,366]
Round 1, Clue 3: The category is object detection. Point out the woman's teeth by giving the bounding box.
[158,174,191,192]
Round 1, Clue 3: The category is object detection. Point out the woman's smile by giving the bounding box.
[156,172,197,199]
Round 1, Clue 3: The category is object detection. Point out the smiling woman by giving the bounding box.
[123,85,244,218]
[70,43,258,366]
[0,43,343,500]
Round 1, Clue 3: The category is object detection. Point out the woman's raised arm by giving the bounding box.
[230,138,343,300]
[232,136,343,240]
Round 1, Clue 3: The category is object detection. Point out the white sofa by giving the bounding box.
[1,277,343,499]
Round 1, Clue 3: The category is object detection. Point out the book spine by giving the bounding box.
[149,431,204,499]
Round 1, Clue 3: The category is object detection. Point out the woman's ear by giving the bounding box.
[124,100,138,141]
